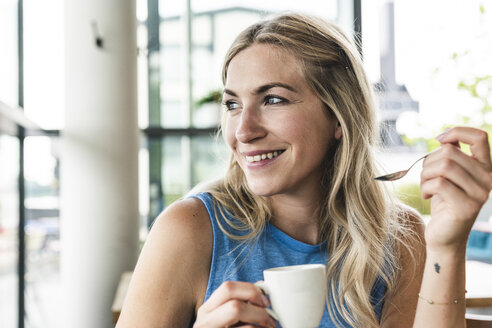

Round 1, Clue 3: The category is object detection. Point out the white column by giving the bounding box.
[61,1,139,327]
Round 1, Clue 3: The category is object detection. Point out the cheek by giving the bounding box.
[280,116,312,141]
[223,118,237,150]
[289,117,335,153]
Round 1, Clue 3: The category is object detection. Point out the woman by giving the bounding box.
[117,13,492,327]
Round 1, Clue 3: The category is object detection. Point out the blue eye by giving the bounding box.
[223,100,240,111]
[265,95,286,105]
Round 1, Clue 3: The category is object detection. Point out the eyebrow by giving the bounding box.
[223,82,298,97]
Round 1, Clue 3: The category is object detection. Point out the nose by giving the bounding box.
[235,105,266,144]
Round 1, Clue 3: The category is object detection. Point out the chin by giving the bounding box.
[246,181,280,197]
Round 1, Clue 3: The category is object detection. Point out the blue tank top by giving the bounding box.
[190,192,387,327]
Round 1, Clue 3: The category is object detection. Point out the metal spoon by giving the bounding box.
[375,153,430,181]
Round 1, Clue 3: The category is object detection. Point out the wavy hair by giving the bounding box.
[205,13,416,328]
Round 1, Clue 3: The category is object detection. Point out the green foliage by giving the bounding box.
[457,75,492,119]
[400,4,492,153]
[425,137,442,152]
[402,129,448,153]
[164,193,182,207]
[397,183,431,215]
[196,89,223,108]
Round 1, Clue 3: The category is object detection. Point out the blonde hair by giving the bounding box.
[206,13,414,328]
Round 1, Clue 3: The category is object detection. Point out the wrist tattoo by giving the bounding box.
[434,263,441,274]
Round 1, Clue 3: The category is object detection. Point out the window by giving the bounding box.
[361,0,492,217]
[0,0,19,108]
[23,0,64,130]
[1,0,62,326]
[24,136,60,328]
[143,0,342,226]
[0,136,20,328]
[1,1,361,327]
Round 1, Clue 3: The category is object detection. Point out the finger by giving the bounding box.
[207,300,277,328]
[421,177,483,226]
[421,175,461,201]
[420,155,490,204]
[423,144,492,192]
[421,177,481,215]
[437,127,491,165]
[200,281,268,313]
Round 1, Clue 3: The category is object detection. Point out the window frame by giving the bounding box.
[0,1,361,326]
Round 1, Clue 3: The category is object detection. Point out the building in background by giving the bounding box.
[375,1,419,149]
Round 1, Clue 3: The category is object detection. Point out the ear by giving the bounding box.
[334,123,342,140]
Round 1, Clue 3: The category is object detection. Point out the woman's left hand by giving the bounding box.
[420,126,492,252]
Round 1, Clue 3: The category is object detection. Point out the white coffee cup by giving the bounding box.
[255,264,327,328]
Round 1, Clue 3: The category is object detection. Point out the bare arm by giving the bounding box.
[382,127,492,328]
[116,197,274,328]
[413,127,492,327]
[116,198,212,327]
[381,209,426,328]
[414,248,467,326]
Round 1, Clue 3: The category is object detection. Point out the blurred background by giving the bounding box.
[0,0,491,327]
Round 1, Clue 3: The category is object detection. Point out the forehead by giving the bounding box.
[225,44,307,90]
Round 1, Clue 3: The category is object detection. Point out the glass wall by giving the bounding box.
[152,135,229,205]
[156,0,339,128]
[0,136,20,328]
[144,0,341,224]
[23,0,64,130]
[24,136,60,328]
[0,0,18,108]
[0,1,20,327]
[0,1,363,326]
[1,0,63,326]
[21,0,63,325]
[190,135,228,187]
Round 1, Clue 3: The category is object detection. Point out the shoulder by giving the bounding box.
[147,196,214,281]
[145,196,213,259]
[117,197,212,327]
[394,201,424,223]
[152,196,212,239]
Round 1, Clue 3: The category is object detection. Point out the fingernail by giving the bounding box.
[261,295,270,307]
[436,128,450,141]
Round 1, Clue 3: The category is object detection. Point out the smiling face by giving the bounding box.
[223,43,342,198]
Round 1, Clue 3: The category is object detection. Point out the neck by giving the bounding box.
[269,193,322,245]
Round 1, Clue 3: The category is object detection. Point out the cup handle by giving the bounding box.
[254,281,279,321]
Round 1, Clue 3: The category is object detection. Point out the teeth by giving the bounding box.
[246,151,283,163]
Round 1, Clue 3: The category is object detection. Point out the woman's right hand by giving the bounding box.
[194,281,277,328]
